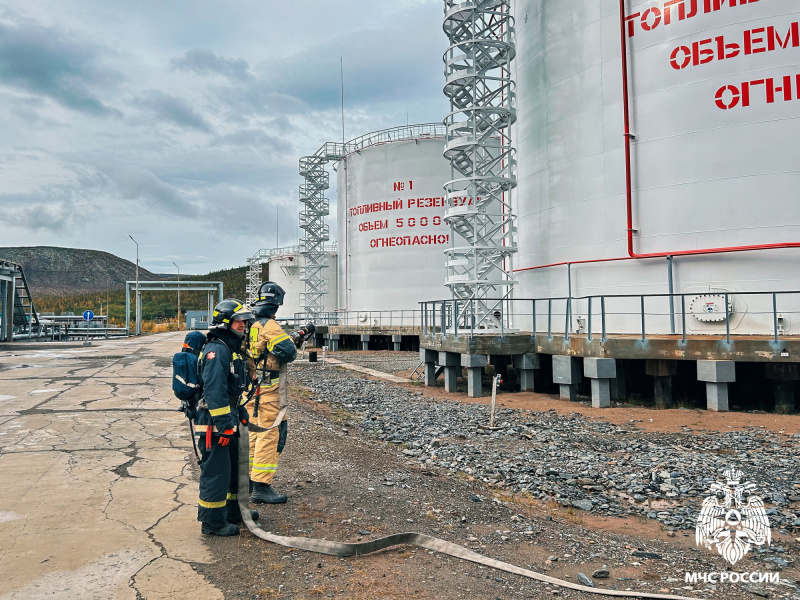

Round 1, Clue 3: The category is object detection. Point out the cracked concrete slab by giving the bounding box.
[133,557,223,600]
[0,332,222,599]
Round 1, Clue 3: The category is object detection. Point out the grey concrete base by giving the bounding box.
[461,354,488,368]
[424,362,437,386]
[584,357,616,379]
[706,382,729,412]
[553,355,582,385]
[591,379,611,408]
[513,353,539,370]
[444,366,459,392]
[654,376,674,408]
[560,384,578,402]
[329,340,339,352]
[393,343,401,351]
[697,360,735,383]
[774,382,796,413]
[392,334,402,351]
[519,369,537,391]
[466,367,483,398]
[360,334,370,351]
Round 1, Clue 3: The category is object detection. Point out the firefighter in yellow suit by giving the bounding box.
[247,282,297,504]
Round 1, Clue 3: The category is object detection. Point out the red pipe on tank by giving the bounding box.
[512,1,800,274]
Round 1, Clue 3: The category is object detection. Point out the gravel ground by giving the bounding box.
[326,351,422,374]
[197,357,800,599]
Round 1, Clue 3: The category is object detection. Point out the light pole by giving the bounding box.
[129,235,139,335]
[172,261,181,331]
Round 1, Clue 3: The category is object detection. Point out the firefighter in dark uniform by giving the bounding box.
[194,299,254,536]
[248,282,297,504]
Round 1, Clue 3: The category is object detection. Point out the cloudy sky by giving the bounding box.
[0,0,448,273]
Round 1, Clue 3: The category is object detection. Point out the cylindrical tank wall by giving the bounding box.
[513,0,800,334]
[337,137,454,314]
[267,250,338,320]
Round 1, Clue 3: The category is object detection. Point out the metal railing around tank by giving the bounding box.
[420,291,800,343]
[291,310,423,329]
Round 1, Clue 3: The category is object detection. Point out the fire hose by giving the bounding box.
[236,368,693,600]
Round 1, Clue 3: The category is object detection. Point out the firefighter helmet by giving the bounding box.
[252,282,285,317]
[210,299,254,336]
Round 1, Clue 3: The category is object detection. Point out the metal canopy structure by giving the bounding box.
[125,281,223,336]
[442,0,518,331]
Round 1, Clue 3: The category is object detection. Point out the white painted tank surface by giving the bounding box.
[267,246,338,320]
[513,0,800,334]
[337,127,457,316]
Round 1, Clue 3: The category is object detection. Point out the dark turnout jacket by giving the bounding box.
[193,329,249,435]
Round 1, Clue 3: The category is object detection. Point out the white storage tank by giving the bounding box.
[267,246,338,320]
[336,125,457,316]
[513,0,800,334]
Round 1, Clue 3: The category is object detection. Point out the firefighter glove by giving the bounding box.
[218,429,235,447]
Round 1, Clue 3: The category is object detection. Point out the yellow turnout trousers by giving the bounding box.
[249,390,282,484]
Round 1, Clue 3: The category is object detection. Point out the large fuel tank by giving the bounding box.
[336,127,455,315]
[513,0,800,334]
[267,246,338,320]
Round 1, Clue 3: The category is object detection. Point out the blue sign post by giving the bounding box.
[82,310,94,346]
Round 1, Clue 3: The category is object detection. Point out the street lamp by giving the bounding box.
[129,235,139,335]
[172,261,181,331]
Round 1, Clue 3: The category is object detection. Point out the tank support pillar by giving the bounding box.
[462,354,487,398]
[392,335,402,352]
[326,334,340,352]
[360,335,370,351]
[766,364,799,413]
[611,361,627,401]
[513,353,540,392]
[553,356,582,403]
[584,358,616,408]
[420,349,438,387]
[439,352,461,393]
[697,360,735,412]
[647,360,677,408]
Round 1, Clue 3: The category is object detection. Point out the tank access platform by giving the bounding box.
[417,294,800,414]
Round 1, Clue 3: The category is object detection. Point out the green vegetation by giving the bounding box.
[35,266,252,327]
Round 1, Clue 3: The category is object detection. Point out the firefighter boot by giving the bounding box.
[250,481,288,504]
[201,522,239,536]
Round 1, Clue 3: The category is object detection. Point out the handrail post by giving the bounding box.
[588,296,593,342]
[681,295,687,343]
[773,293,779,343]
[442,301,447,338]
[564,297,570,341]
[601,296,606,341]
[454,301,459,340]
[641,295,646,341]
[470,298,475,338]
[724,293,730,344]
[547,299,552,339]
[532,300,537,340]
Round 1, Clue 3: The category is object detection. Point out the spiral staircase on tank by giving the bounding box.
[442,0,518,331]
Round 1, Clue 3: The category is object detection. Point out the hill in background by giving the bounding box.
[0,246,161,296]
[0,246,255,324]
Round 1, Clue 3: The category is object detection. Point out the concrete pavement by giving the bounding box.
[0,332,223,599]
